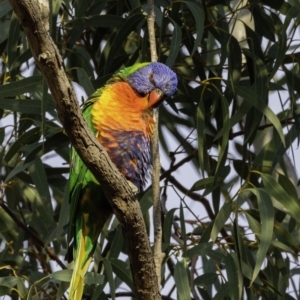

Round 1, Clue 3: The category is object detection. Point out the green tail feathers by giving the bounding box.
[68,175,112,299]
[69,228,92,300]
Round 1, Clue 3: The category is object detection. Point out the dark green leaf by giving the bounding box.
[180,203,187,255]
[50,270,73,282]
[166,19,181,68]
[103,259,115,300]
[0,0,12,19]
[244,188,274,285]
[234,85,285,146]
[190,177,223,192]
[174,260,191,300]
[76,67,95,96]
[184,1,204,56]
[194,273,219,287]
[163,208,177,245]
[5,127,41,163]
[109,258,134,290]
[224,254,240,300]
[0,76,43,97]
[211,202,232,242]
[66,15,125,29]
[187,243,225,262]
[28,159,52,214]
[261,173,300,223]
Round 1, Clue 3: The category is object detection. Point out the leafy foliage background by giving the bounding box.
[0,0,300,299]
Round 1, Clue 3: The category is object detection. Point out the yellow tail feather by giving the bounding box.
[69,231,92,300]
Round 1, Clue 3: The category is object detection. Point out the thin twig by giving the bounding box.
[147,0,164,287]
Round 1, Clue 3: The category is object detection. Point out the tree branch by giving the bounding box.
[9,1,160,299]
[147,0,164,287]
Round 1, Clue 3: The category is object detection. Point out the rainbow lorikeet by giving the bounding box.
[68,62,177,299]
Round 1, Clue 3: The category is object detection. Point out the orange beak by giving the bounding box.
[148,89,164,108]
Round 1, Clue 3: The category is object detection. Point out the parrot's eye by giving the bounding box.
[149,72,154,82]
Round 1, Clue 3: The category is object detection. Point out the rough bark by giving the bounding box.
[9,0,160,299]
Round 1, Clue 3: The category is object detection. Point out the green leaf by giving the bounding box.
[213,283,230,300]
[85,272,104,285]
[214,100,252,140]
[227,35,241,85]
[179,203,187,256]
[278,173,299,204]
[244,188,274,285]
[50,270,73,282]
[183,1,204,56]
[28,159,53,214]
[211,202,232,242]
[166,18,181,68]
[104,14,145,74]
[108,225,123,259]
[194,273,219,287]
[0,76,43,97]
[0,99,42,114]
[103,259,115,300]
[109,258,134,291]
[15,277,26,298]
[225,253,240,300]
[261,173,300,223]
[163,208,177,245]
[9,49,32,72]
[273,221,299,252]
[190,177,223,192]
[214,89,230,174]
[24,131,69,164]
[0,0,12,19]
[174,260,191,300]
[7,12,20,79]
[197,88,208,176]
[5,127,41,163]
[242,49,269,144]
[187,243,225,262]
[234,85,285,146]
[0,276,18,288]
[76,67,95,96]
[5,160,33,182]
[55,186,70,240]
[260,0,284,10]
[139,188,153,215]
[66,15,125,29]
[270,6,300,78]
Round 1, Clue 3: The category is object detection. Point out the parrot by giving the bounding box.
[68,62,177,300]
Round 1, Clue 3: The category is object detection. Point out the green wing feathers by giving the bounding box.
[68,103,112,300]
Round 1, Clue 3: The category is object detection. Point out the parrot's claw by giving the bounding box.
[127,180,138,194]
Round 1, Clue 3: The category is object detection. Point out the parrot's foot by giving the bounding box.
[127,180,138,194]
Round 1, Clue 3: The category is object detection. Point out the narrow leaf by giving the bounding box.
[166,18,182,68]
[109,258,134,291]
[163,208,177,245]
[103,259,115,300]
[211,202,232,242]
[194,273,218,287]
[76,68,95,96]
[174,260,191,300]
[225,254,240,300]
[50,270,73,282]
[0,76,42,97]
[184,1,204,56]
[244,188,274,285]
[234,85,285,146]
[261,173,300,222]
